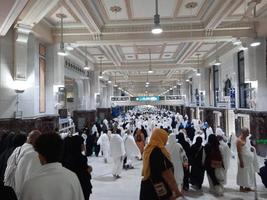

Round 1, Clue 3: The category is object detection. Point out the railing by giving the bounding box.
[110,95,186,106]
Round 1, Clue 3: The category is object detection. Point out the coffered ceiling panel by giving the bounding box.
[132,0,177,19]
[197,43,216,52]
[137,54,149,60]
[125,54,136,60]
[95,55,109,61]
[164,45,179,52]
[162,53,174,59]
[136,45,163,53]
[177,0,206,17]
[121,46,135,54]
[101,0,128,20]
[86,47,103,55]
[47,6,78,24]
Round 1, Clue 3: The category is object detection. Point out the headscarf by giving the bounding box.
[142,128,170,180]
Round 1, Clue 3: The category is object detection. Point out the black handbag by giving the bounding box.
[150,180,170,199]
[150,160,172,200]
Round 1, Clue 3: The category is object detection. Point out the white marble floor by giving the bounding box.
[88,155,267,200]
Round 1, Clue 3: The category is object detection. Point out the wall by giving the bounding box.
[0,29,16,118]
[244,38,267,111]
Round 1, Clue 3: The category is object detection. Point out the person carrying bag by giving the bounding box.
[140,128,183,200]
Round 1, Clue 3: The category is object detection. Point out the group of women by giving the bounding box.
[140,127,232,200]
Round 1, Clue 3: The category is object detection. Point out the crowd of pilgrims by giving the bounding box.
[0,107,266,200]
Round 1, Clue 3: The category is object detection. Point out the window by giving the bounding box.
[213,65,219,107]
[238,51,249,108]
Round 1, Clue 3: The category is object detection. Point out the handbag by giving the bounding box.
[150,159,172,200]
[152,181,168,197]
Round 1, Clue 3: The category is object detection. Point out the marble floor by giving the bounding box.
[88,155,266,200]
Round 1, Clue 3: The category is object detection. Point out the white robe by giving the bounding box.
[97,133,110,159]
[237,140,259,188]
[166,133,187,187]
[110,134,126,176]
[20,162,84,200]
[15,145,41,198]
[110,134,125,158]
[4,143,33,189]
[123,134,141,160]
[218,140,231,185]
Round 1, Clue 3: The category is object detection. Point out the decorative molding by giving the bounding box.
[20,0,60,26]
[0,0,29,36]
[65,0,101,33]
[15,23,32,43]
[204,0,243,30]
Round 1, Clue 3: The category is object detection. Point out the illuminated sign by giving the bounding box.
[135,96,159,101]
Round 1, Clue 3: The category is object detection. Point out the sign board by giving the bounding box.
[111,96,130,102]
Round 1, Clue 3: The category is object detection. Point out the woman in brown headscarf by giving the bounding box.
[139,128,182,200]
[134,129,145,155]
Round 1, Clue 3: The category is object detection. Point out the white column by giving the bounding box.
[83,79,90,110]
[14,24,32,80]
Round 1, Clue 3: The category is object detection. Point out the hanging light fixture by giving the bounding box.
[114,72,118,87]
[148,49,154,74]
[196,54,201,76]
[66,44,74,51]
[145,71,150,85]
[108,76,112,84]
[57,13,67,56]
[250,2,261,47]
[151,0,162,34]
[214,42,221,66]
[98,56,103,79]
[83,47,90,71]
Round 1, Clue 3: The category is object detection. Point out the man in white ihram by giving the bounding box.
[236,127,259,192]
[110,129,125,179]
[123,130,141,169]
[4,130,41,198]
[20,133,84,200]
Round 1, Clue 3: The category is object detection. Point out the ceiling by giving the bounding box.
[3,0,267,95]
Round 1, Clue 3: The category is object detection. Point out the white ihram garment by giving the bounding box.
[97,133,110,160]
[20,163,84,200]
[15,145,41,198]
[4,143,33,189]
[237,141,259,188]
[166,133,187,190]
[123,134,141,166]
[110,134,125,176]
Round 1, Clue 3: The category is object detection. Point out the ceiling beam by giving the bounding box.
[101,45,121,66]
[0,0,29,36]
[65,0,101,33]
[19,0,59,26]
[102,63,195,73]
[125,0,133,20]
[58,28,254,45]
[204,0,243,30]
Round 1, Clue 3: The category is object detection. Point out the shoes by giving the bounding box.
[116,175,121,179]
[104,158,108,163]
[239,187,248,192]
[113,174,121,179]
